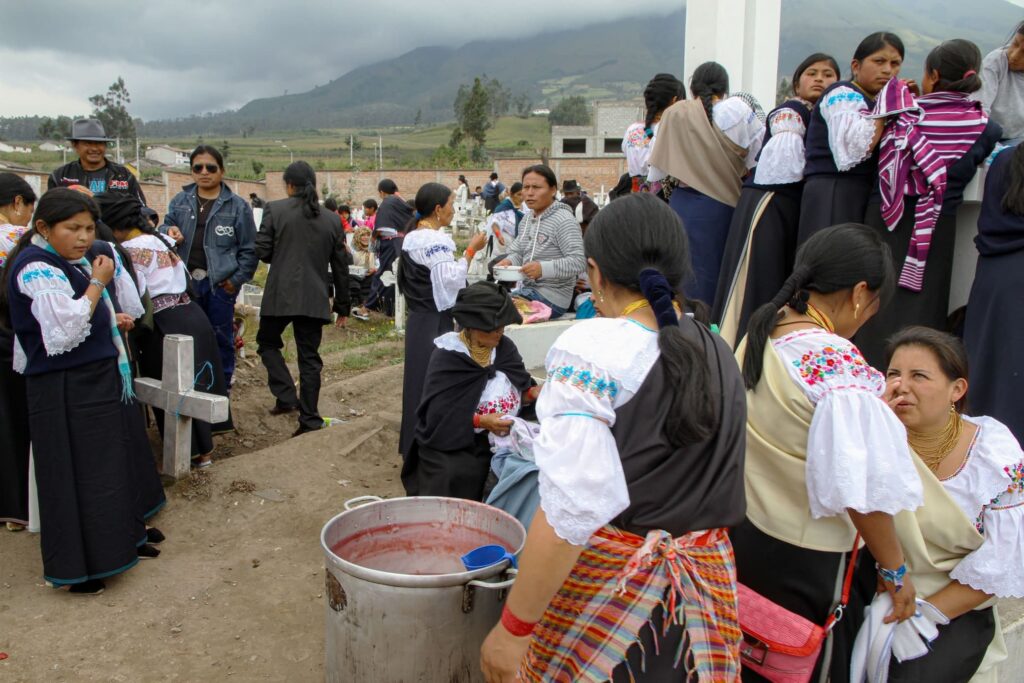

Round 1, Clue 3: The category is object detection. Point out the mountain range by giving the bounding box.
[139,0,1021,136]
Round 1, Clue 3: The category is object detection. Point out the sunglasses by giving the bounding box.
[192,163,220,174]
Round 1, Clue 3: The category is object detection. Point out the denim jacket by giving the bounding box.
[160,182,257,288]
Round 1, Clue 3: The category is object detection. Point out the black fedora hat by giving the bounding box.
[67,118,113,143]
[561,179,581,193]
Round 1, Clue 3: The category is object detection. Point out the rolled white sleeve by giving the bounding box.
[715,98,766,169]
[429,258,468,311]
[951,497,1024,598]
[111,248,145,319]
[16,262,93,357]
[753,107,808,185]
[820,86,876,171]
[534,354,630,546]
[806,388,924,518]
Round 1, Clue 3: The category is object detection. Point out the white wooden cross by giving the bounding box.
[134,334,230,480]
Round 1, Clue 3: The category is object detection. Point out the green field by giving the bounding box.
[1,117,551,181]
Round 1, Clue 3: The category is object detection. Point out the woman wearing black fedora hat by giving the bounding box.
[402,281,535,500]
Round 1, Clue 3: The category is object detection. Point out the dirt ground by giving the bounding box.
[0,323,409,682]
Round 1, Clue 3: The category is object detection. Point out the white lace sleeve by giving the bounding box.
[820,86,876,171]
[429,258,468,311]
[111,247,145,319]
[12,335,27,374]
[806,389,923,517]
[534,347,630,546]
[753,106,808,185]
[714,98,766,169]
[948,420,1024,597]
[16,261,93,357]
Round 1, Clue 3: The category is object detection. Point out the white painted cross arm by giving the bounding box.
[134,334,230,480]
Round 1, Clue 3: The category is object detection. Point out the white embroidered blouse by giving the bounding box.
[401,228,467,312]
[819,85,877,172]
[123,233,187,298]
[753,103,810,186]
[622,121,657,178]
[12,243,144,373]
[772,328,924,518]
[534,317,661,545]
[943,415,1024,598]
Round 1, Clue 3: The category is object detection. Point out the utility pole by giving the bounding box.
[379,135,383,170]
[349,134,354,167]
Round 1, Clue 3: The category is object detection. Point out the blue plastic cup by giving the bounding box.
[461,544,518,571]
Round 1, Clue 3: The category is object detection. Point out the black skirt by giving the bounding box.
[797,175,873,246]
[713,187,802,345]
[731,520,865,683]
[965,250,1024,443]
[407,431,492,500]
[887,606,995,682]
[854,201,959,368]
[0,327,30,525]
[399,309,453,457]
[138,300,233,457]
[27,358,145,585]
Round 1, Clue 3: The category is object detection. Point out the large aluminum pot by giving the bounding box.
[321,496,527,682]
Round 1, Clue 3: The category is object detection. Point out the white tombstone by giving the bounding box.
[134,335,230,480]
[684,0,782,112]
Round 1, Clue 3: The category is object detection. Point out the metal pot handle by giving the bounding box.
[466,568,518,590]
[344,495,384,511]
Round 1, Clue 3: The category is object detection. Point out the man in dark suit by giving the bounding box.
[255,168,350,436]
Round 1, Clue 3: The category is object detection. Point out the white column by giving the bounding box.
[684,0,782,112]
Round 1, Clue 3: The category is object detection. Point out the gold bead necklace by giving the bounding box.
[460,330,492,367]
[907,409,963,473]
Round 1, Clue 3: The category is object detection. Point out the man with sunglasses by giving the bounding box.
[160,145,257,390]
[47,118,146,203]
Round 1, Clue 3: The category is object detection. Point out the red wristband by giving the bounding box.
[500,604,537,637]
[465,247,476,260]
[473,413,482,429]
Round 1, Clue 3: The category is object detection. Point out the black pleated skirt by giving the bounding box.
[0,328,30,525]
[139,300,233,457]
[731,519,865,683]
[406,431,492,500]
[797,175,873,246]
[854,200,959,368]
[713,187,802,347]
[27,358,146,585]
[965,250,1024,444]
[399,309,453,458]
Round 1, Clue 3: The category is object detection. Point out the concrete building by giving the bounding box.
[550,100,642,159]
[145,144,191,167]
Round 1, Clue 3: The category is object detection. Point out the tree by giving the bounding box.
[484,78,511,119]
[414,109,422,127]
[38,115,73,141]
[452,77,492,160]
[513,93,534,119]
[251,160,264,177]
[89,77,136,141]
[548,96,591,126]
[221,140,231,160]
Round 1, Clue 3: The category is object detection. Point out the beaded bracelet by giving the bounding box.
[473,414,482,429]
[876,563,907,592]
[89,278,106,290]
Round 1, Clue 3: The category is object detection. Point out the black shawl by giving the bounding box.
[413,335,532,452]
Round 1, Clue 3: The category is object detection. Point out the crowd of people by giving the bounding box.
[0,20,1023,683]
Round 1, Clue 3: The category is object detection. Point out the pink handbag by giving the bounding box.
[737,538,861,683]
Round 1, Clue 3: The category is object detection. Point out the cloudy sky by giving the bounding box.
[1,1,670,121]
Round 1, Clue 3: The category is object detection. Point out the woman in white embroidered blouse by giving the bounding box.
[622,73,684,193]
[734,223,924,681]
[396,182,487,460]
[882,327,1023,680]
[713,53,840,346]
[798,32,912,243]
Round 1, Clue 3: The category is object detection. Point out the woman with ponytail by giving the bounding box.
[732,223,924,681]
[649,61,766,306]
[481,193,747,682]
[621,73,684,195]
[255,161,351,437]
[798,32,907,243]
[713,53,839,346]
[2,188,153,594]
[397,182,487,474]
[854,39,1001,367]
